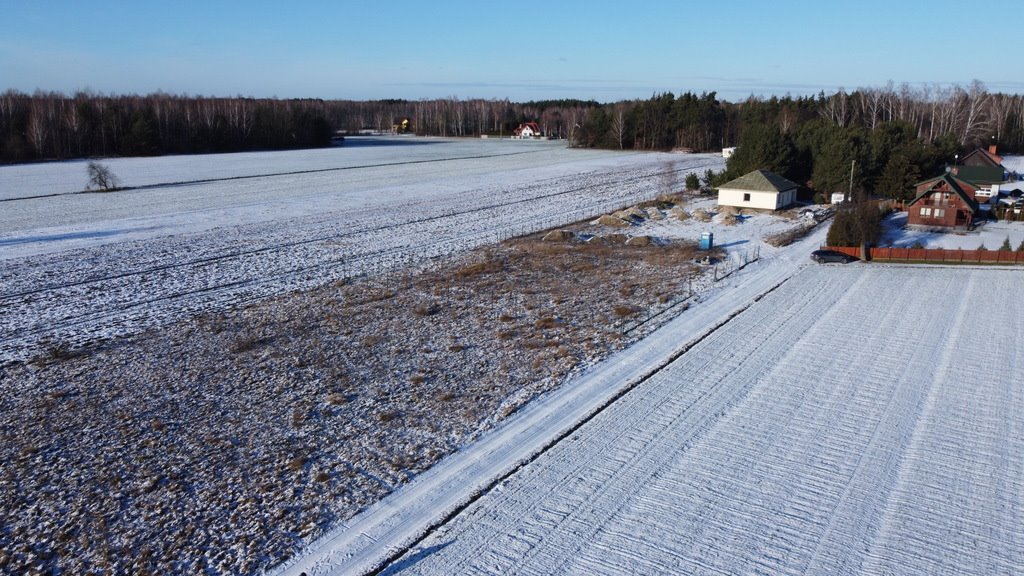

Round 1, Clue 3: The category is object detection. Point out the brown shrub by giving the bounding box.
[287,456,307,472]
[613,305,640,317]
[378,410,400,423]
[230,334,271,354]
[412,300,440,316]
[534,316,559,329]
[766,223,816,247]
[325,393,349,405]
[456,255,505,277]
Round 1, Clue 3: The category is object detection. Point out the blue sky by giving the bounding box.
[2,0,1020,102]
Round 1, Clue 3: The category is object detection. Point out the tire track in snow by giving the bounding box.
[862,271,1024,575]
[376,266,1024,576]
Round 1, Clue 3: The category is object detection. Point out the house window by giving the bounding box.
[920,207,932,217]
[743,193,751,202]
[934,208,945,218]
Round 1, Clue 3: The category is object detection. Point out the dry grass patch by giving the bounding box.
[534,316,560,329]
[412,300,440,316]
[230,334,272,354]
[287,456,308,472]
[377,410,400,423]
[765,223,818,247]
[614,304,641,317]
[455,253,505,277]
[325,393,349,406]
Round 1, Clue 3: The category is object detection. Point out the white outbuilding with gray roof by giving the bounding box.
[717,169,799,211]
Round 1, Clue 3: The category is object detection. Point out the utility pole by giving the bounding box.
[846,159,855,202]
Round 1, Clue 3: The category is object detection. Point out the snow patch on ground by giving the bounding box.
[882,211,1024,250]
[1001,154,1024,175]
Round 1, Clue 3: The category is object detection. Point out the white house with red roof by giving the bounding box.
[513,122,542,139]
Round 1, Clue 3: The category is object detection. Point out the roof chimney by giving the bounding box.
[989,143,998,156]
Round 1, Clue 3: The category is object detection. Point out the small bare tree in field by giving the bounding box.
[659,160,677,197]
[86,161,120,191]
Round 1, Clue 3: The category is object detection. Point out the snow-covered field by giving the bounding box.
[0,138,723,364]
[8,140,1020,575]
[1002,154,1024,175]
[0,137,606,202]
[282,257,1024,575]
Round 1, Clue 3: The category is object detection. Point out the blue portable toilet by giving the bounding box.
[700,231,714,250]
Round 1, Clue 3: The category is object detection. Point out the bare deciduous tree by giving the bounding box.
[86,161,120,191]
[960,80,991,145]
[610,104,627,149]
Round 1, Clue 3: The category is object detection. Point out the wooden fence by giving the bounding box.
[827,245,1024,264]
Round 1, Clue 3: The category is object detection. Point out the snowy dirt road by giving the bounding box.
[0,139,722,364]
[286,259,1024,575]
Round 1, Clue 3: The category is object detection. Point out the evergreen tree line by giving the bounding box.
[722,117,960,202]
[3,81,1023,167]
[577,80,1024,154]
[715,81,1024,201]
[575,81,1024,201]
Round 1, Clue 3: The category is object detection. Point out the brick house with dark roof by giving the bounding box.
[949,145,1013,205]
[960,144,1002,168]
[906,173,980,230]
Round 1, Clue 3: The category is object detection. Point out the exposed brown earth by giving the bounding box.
[0,228,714,575]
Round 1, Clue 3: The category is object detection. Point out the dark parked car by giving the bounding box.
[811,249,858,264]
